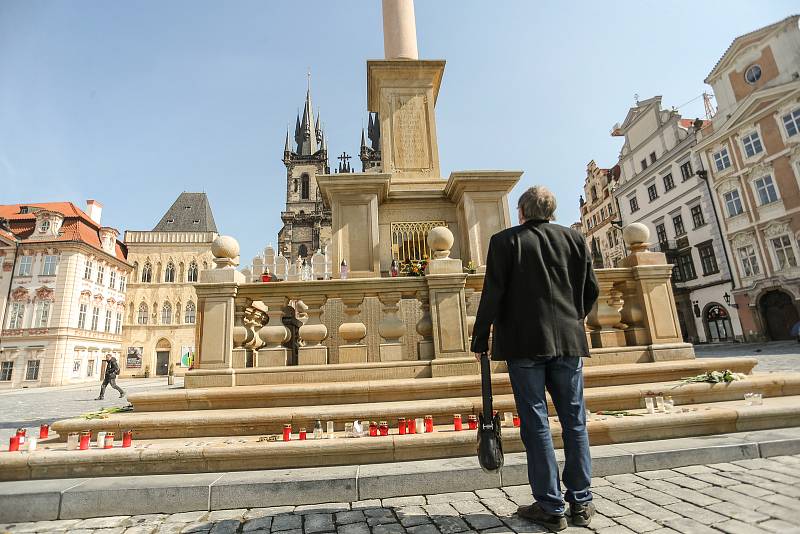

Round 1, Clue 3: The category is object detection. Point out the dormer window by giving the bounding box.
[39,220,50,233]
[19,206,29,214]
[193,220,200,224]
[167,219,174,224]
[745,64,762,85]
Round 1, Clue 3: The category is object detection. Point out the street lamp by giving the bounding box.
[723,292,739,308]
[692,300,701,318]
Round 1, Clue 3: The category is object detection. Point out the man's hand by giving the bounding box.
[474,352,489,362]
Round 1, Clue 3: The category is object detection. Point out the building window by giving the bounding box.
[141,262,152,283]
[754,175,779,205]
[663,173,674,192]
[84,260,93,281]
[138,303,149,325]
[677,252,697,281]
[78,303,87,329]
[161,302,172,325]
[164,262,176,283]
[738,245,760,277]
[680,161,693,181]
[36,301,50,328]
[8,302,24,329]
[187,261,199,282]
[771,235,798,270]
[18,256,32,276]
[109,270,116,289]
[115,312,122,334]
[698,243,719,275]
[656,223,667,244]
[713,148,732,172]
[0,362,12,381]
[96,264,104,285]
[91,307,100,331]
[104,310,112,333]
[629,197,639,213]
[723,190,744,217]
[119,276,127,292]
[185,301,196,324]
[647,184,659,202]
[25,360,40,381]
[673,214,686,237]
[640,159,648,171]
[745,64,762,84]
[650,152,657,164]
[782,107,800,137]
[741,131,763,157]
[691,205,706,228]
[41,255,58,276]
[301,174,310,199]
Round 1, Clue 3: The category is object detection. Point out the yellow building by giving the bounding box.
[578,161,624,267]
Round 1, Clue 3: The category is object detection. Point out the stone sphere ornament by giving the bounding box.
[211,235,241,268]
[622,223,650,247]
[427,226,454,259]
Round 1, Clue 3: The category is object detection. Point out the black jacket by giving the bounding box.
[104,358,120,379]
[471,220,600,360]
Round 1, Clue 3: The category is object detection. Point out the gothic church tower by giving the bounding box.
[278,82,331,261]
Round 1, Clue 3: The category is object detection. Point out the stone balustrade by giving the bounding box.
[188,224,691,386]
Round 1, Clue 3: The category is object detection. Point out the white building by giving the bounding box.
[0,201,131,388]
[612,97,742,343]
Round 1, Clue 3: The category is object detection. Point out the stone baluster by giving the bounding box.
[231,299,252,368]
[415,290,434,360]
[257,297,290,367]
[618,279,647,346]
[378,291,405,361]
[464,288,477,340]
[339,294,368,363]
[297,295,328,365]
[587,279,626,348]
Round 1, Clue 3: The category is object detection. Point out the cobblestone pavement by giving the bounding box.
[3,455,800,533]
[0,377,183,444]
[694,340,800,373]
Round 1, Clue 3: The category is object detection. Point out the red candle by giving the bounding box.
[398,418,407,435]
[299,428,307,440]
[407,418,416,434]
[283,424,292,441]
[369,422,377,437]
[468,415,478,430]
[39,424,49,440]
[16,428,26,446]
[453,414,463,431]
[8,436,19,452]
[424,415,434,433]
[379,421,389,436]
[513,414,521,427]
[79,432,91,450]
[122,430,133,448]
[104,432,115,449]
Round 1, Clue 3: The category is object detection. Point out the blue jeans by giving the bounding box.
[507,356,592,515]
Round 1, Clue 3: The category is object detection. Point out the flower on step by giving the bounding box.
[675,369,747,387]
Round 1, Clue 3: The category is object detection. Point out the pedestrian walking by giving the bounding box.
[471,185,600,531]
[96,354,125,400]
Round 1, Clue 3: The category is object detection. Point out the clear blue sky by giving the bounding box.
[1,1,796,261]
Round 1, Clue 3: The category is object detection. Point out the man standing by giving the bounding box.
[472,186,599,531]
[96,353,125,400]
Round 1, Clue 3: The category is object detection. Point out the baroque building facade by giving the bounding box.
[612,97,741,343]
[278,84,332,262]
[694,15,800,341]
[578,160,624,268]
[0,201,130,388]
[121,192,218,377]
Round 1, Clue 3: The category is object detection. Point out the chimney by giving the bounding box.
[86,200,103,224]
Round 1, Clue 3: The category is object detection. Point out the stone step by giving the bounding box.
[5,396,800,481]
[130,357,758,411]
[50,372,799,440]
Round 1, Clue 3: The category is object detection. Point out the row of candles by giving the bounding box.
[6,425,134,452]
[281,413,522,441]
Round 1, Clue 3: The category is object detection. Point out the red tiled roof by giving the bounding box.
[0,202,128,262]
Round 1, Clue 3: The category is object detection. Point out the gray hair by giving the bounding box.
[518,186,557,221]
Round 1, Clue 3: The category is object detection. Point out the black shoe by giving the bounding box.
[95,397,104,400]
[119,392,126,398]
[569,502,596,527]
[517,503,567,532]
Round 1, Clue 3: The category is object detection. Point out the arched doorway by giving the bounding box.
[155,339,171,376]
[704,303,733,342]
[760,290,799,340]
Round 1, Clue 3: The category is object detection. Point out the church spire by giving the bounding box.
[297,71,319,156]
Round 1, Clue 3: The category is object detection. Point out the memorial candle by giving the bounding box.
[406,418,416,434]
[283,424,292,441]
[104,432,115,449]
[369,421,378,437]
[299,428,307,440]
[8,436,19,452]
[39,424,49,440]
[122,430,133,448]
[453,414,463,431]
[513,414,521,427]
[467,415,478,430]
[379,421,389,436]
[424,415,434,433]
[398,418,407,435]
[79,432,91,450]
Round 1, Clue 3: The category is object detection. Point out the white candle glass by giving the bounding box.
[645,397,655,414]
[655,396,665,413]
[326,421,335,438]
[96,432,106,448]
[27,437,37,452]
[415,418,425,433]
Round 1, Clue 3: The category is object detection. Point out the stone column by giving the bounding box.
[192,236,244,386]
[339,294,368,363]
[378,292,405,361]
[257,297,290,367]
[382,0,418,60]
[415,291,434,360]
[425,227,470,359]
[587,278,626,348]
[231,299,251,369]
[297,295,328,365]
